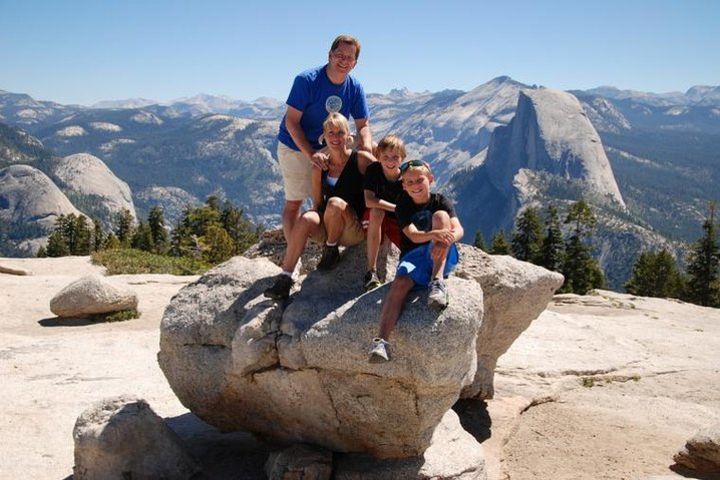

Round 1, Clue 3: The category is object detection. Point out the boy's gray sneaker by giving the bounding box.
[369,337,390,362]
[263,274,294,301]
[317,245,340,271]
[363,270,381,291]
[428,279,449,309]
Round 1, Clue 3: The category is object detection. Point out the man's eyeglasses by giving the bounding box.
[399,159,430,173]
[331,52,356,63]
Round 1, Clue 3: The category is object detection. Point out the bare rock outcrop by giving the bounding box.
[0,164,83,253]
[674,422,720,473]
[53,153,136,225]
[455,244,565,399]
[159,248,483,458]
[50,274,138,318]
[73,395,200,480]
[159,241,561,460]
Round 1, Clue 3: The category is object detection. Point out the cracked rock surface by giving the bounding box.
[158,249,484,458]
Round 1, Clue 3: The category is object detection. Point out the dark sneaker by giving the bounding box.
[263,275,294,300]
[317,245,340,271]
[428,279,449,310]
[369,337,390,362]
[363,270,381,291]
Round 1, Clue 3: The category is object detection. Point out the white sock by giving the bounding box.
[326,241,337,247]
[281,271,293,277]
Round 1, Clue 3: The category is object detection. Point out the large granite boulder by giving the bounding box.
[50,274,138,318]
[159,247,483,458]
[159,242,561,459]
[455,244,565,399]
[73,395,200,480]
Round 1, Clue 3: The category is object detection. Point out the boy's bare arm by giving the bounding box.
[364,189,396,212]
[403,217,464,246]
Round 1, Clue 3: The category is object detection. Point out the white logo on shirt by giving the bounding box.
[325,95,343,113]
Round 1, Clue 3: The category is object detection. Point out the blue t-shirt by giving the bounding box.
[277,65,369,151]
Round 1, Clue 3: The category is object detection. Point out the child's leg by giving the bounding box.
[430,211,452,280]
[378,275,415,340]
[366,208,385,271]
[281,211,322,272]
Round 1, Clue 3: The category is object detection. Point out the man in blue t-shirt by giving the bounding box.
[277,34,373,243]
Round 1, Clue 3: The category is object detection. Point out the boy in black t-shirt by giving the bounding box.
[362,135,405,291]
[369,160,464,362]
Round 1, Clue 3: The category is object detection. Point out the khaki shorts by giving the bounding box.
[277,143,312,201]
[312,209,366,247]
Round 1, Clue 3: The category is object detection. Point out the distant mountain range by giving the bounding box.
[1,80,719,289]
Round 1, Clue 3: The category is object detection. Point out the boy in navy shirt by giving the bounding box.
[362,134,405,291]
[369,160,464,362]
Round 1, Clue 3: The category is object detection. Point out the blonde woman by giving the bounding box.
[265,112,374,300]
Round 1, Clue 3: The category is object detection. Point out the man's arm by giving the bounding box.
[286,106,329,169]
[354,118,373,153]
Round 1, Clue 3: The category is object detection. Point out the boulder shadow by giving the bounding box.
[669,463,720,480]
[452,398,492,443]
[38,317,96,328]
[165,412,271,480]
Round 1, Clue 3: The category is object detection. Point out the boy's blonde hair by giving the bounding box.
[376,134,406,159]
[330,35,361,60]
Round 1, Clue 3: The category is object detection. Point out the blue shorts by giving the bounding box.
[396,243,460,288]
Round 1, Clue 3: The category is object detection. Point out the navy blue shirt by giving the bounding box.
[396,193,457,256]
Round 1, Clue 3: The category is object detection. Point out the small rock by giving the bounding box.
[0,264,32,276]
[674,421,720,473]
[50,274,138,318]
[265,444,333,480]
[73,395,201,480]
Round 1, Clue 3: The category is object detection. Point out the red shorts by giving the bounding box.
[362,209,402,248]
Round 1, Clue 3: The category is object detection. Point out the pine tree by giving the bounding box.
[561,200,604,294]
[72,215,92,255]
[36,245,47,258]
[539,205,564,272]
[220,201,257,254]
[114,209,135,246]
[625,249,685,298]
[148,206,169,253]
[131,221,155,252]
[92,220,105,252]
[473,230,487,251]
[685,204,720,307]
[490,231,510,255]
[46,229,69,257]
[511,207,544,262]
[202,225,235,264]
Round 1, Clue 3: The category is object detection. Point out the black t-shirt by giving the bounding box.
[396,192,457,255]
[362,162,404,218]
[321,151,365,218]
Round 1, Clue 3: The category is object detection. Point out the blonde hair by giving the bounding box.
[320,112,353,146]
[330,34,361,60]
[376,134,407,159]
[323,112,350,134]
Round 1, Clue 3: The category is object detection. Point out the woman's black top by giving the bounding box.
[321,150,365,218]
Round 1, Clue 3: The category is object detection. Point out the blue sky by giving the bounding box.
[1,0,718,105]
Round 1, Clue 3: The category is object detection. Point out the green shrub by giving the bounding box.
[91,248,211,275]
